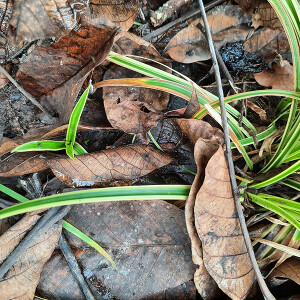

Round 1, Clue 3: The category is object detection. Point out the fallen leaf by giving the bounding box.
[48,145,173,187]
[17,18,119,124]
[103,33,171,140]
[37,200,195,299]
[253,60,294,91]
[194,146,255,299]
[9,0,89,42]
[0,151,49,177]
[251,2,283,31]
[0,213,62,299]
[83,0,138,32]
[0,64,10,88]
[244,28,290,62]
[165,5,252,63]
[234,0,261,12]
[269,257,300,287]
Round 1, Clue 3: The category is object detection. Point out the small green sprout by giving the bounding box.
[12,85,91,159]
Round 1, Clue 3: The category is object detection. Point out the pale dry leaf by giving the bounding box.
[194,146,255,299]
[10,0,89,42]
[0,214,62,300]
[48,145,173,187]
[254,60,294,91]
[165,5,252,63]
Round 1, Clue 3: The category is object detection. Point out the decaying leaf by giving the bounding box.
[48,145,172,187]
[84,0,138,32]
[38,200,195,299]
[0,213,62,299]
[194,146,255,299]
[244,28,290,62]
[165,5,252,63]
[0,64,10,88]
[10,0,89,42]
[269,257,300,287]
[254,60,294,91]
[103,33,171,139]
[17,18,118,124]
[251,2,283,31]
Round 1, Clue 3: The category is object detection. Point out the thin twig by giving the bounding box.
[0,206,70,279]
[143,0,225,41]
[0,65,53,118]
[59,234,96,300]
[197,1,276,299]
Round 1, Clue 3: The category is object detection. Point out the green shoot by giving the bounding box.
[11,141,66,153]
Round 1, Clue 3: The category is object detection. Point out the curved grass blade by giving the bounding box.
[250,160,300,189]
[73,142,88,155]
[280,179,300,191]
[66,85,91,159]
[248,193,300,231]
[0,185,191,220]
[11,141,66,153]
[62,220,117,269]
[0,184,28,203]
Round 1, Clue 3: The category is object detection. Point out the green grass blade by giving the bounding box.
[66,85,91,159]
[11,141,66,153]
[250,160,300,189]
[0,184,28,203]
[62,220,117,269]
[73,142,88,155]
[0,185,191,220]
[248,193,300,231]
[280,179,300,191]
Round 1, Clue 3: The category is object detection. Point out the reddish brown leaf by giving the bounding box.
[37,200,195,299]
[269,257,300,286]
[9,0,89,42]
[165,5,251,63]
[84,0,138,32]
[244,28,290,62]
[0,213,62,299]
[254,60,294,91]
[48,145,172,187]
[17,18,118,124]
[234,0,261,12]
[103,33,171,140]
[194,146,255,299]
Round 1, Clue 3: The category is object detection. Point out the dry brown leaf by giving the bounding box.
[0,137,19,156]
[17,18,118,124]
[0,151,49,177]
[0,64,10,88]
[165,5,252,63]
[84,0,138,32]
[254,60,294,90]
[194,146,255,299]
[103,33,172,140]
[252,2,283,31]
[244,28,290,62]
[38,200,195,299]
[9,0,89,42]
[48,145,172,187]
[269,257,300,286]
[0,213,62,299]
[234,0,261,12]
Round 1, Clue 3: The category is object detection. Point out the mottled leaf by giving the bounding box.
[37,200,195,299]
[48,144,173,187]
[0,213,62,299]
[165,5,251,63]
[84,0,138,32]
[194,146,255,299]
[17,18,119,124]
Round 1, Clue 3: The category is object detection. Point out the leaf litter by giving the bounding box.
[0,0,299,299]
